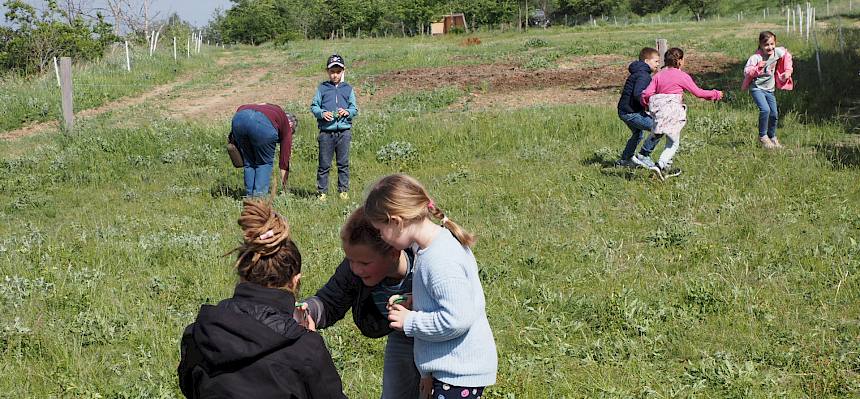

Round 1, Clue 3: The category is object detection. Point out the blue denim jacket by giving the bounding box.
[310,81,358,131]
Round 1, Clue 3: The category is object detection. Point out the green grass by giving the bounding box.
[0,45,214,132]
[1,17,859,398]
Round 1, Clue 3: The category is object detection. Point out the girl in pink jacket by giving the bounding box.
[743,31,793,149]
[638,48,723,180]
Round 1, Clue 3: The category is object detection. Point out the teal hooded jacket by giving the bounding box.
[310,81,358,131]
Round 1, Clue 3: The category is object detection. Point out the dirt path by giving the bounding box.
[370,51,737,110]
[0,74,195,141]
[0,52,310,140]
[162,66,317,120]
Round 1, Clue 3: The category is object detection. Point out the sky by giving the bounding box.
[1,0,235,27]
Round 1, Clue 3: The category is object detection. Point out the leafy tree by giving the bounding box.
[557,0,623,17]
[628,0,672,16]
[216,0,305,44]
[1,0,117,74]
[448,0,518,29]
[673,0,721,18]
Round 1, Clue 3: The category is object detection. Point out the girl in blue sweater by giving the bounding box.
[364,174,497,399]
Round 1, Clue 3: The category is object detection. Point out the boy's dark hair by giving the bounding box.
[231,199,302,290]
[341,207,394,255]
[664,48,684,68]
[639,47,659,61]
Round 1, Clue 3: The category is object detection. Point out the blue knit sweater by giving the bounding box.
[403,228,497,387]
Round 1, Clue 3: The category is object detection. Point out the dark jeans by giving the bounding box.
[232,109,279,197]
[750,88,778,138]
[317,130,351,193]
[619,112,656,159]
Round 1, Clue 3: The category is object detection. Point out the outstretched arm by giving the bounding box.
[300,260,359,329]
[681,73,722,101]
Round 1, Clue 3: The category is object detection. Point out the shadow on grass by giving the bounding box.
[816,135,860,168]
[286,187,317,198]
[581,151,618,168]
[209,182,244,200]
[581,150,654,180]
[599,166,653,181]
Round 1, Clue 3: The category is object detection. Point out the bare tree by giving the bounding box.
[105,0,125,35]
[102,0,161,35]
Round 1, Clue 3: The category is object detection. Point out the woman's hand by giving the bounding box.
[323,111,334,121]
[756,60,767,69]
[387,304,410,331]
[337,108,350,118]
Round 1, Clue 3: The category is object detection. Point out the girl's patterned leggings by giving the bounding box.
[431,379,485,399]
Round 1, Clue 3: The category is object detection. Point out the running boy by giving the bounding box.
[639,48,723,179]
[616,47,661,168]
[311,54,358,201]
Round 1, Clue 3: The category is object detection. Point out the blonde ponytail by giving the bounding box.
[365,174,476,248]
[428,203,476,248]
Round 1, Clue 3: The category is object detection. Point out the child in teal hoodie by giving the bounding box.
[310,54,358,201]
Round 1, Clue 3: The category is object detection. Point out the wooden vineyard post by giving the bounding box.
[59,57,74,131]
[656,39,668,68]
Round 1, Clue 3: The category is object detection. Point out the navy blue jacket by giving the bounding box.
[302,249,415,339]
[617,61,653,115]
[310,81,358,131]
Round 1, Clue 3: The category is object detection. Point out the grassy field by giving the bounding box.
[1,14,859,398]
[0,44,212,133]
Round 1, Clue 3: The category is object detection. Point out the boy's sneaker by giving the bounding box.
[615,158,637,168]
[318,193,327,202]
[661,166,682,178]
[759,136,774,149]
[339,192,349,200]
[631,154,657,169]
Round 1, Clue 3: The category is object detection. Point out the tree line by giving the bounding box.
[209,0,763,44]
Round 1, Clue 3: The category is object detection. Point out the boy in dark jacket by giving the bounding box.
[178,200,346,399]
[311,54,358,202]
[616,47,661,168]
[295,207,420,398]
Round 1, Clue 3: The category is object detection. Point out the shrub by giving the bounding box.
[524,56,555,70]
[385,87,462,113]
[524,38,549,48]
[376,141,417,167]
